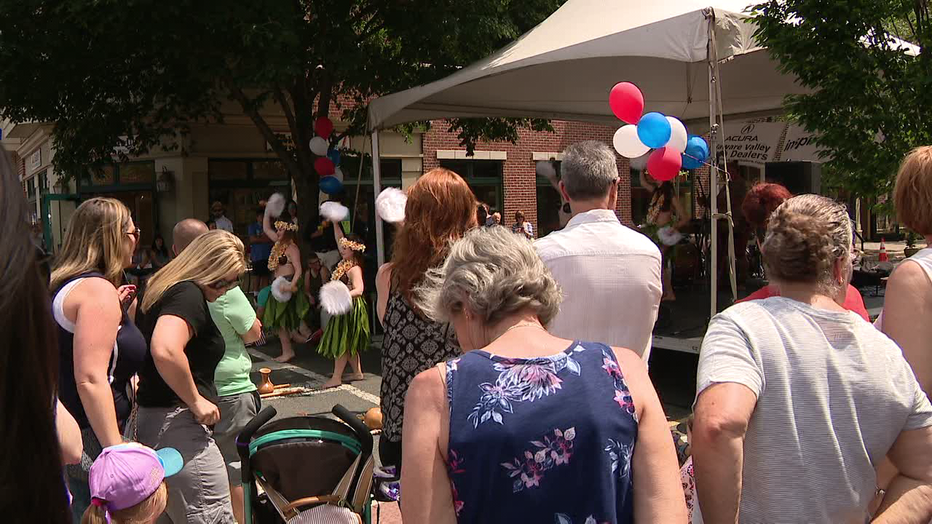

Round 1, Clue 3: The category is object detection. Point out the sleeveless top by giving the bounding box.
[875,247,932,330]
[379,289,460,443]
[646,185,673,226]
[446,341,638,524]
[54,273,148,429]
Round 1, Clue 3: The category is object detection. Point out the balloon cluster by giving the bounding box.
[309,116,345,195]
[608,82,710,181]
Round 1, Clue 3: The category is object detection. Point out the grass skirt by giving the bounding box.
[263,277,310,331]
[318,295,370,359]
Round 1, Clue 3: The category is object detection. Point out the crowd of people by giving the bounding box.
[5,140,932,523]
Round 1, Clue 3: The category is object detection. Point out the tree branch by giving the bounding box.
[229,85,302,176]
[273,86,299,138]
[317,77,333,119]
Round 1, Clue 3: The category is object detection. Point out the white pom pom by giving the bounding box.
[320,201,349,222]
[271,276,293,302]
[375,187,407,223]
[320,281,353,315]
[265,193,286,219]
[657,226,683,246]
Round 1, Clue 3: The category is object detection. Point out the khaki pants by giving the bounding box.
[135,405,236,524]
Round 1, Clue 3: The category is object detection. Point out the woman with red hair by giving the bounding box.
[737,182,869,320]
[375,168,478,471]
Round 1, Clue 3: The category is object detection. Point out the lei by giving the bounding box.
[331,259,356,282]
[268,238,292,271]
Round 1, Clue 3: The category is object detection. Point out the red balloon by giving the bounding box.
[647,147,682,182]
[314,117,334,138]
[314,157,335,176]
[609,82,645,125]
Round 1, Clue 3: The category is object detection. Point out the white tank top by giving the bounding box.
[874,247,932,330]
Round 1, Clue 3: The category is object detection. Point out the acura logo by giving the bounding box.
[741,124,755,134]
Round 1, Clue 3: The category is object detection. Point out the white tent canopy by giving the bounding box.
[367,0,808,131]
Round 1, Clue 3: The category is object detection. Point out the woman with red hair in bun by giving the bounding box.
[737,182,869,320]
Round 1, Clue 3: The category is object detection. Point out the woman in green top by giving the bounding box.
[208,285,263,524]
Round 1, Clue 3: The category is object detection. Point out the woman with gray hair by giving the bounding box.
[400,226,685,524]
[692,195,932,523]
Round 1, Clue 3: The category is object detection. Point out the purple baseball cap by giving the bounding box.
[88,443,183,511]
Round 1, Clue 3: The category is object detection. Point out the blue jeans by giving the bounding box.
[66,426,103,521]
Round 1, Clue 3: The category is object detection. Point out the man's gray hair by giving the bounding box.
[561,140,619,200]
[415,226,562,327]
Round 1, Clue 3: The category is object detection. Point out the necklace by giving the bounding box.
[331,259,356,282]
[268,239,291,271]
[501,321,547,336]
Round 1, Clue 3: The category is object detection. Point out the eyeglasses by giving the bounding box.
[126,227,141,243]
[208,275,242,291]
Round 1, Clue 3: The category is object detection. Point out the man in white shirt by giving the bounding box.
[535,141,662,361]
[211,201,235,232]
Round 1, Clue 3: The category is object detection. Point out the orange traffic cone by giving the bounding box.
[879,238,889,262]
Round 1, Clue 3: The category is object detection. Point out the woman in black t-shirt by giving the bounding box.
[135,229,246,523]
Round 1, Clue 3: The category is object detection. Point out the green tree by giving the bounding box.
[0,0,558,225]
[752,0,932,199]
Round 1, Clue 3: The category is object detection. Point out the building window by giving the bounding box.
[26,177,36,199]
[536,161,564,237]
[208,159,291,236]
[439,160,504,214]
[38,170,50,195]
[338,155,403,254]
[630,168,651,226]
[82,161,155,188]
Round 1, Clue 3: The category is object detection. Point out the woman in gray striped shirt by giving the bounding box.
[692,195,932,523]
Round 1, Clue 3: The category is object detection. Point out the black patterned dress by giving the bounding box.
[379,289,460,464]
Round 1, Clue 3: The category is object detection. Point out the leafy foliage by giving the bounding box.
[0,0,561,203]
[752,0,932,199]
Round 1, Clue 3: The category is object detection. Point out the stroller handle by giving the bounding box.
[332,404,374,456]
[237,406,277,459]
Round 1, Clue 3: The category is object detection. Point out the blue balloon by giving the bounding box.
[319,175,344,195]
[682,154,702,170]
[684,135,710,167]
[327,149,341,166]
[636,112,672,149]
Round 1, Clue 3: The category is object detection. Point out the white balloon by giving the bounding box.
[309,136,329,156]
[666,116,688,153]
[333,167,344,181]
[629,152,650,171]
[613,125,650,159]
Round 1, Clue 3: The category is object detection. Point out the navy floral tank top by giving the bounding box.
[445,341,638,524]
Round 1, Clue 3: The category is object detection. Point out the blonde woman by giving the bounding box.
[50,197,148,520]
[134,230,246,523]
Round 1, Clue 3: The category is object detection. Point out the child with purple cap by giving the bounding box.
[81,443,183,524]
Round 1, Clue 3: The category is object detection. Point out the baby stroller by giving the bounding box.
[237,405,375,524]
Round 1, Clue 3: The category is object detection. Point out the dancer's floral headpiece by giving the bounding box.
[339,237,366,252]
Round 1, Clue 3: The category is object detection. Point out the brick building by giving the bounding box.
[423,119,648,238]
[4,112,694,254]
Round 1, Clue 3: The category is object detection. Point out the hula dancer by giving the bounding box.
[639,171,688,301]
[262,195,309,362]
[317,224,369,389]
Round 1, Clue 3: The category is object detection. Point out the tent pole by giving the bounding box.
[707,10,718,318]
[371,130,385,267]
[715,57,738,302]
